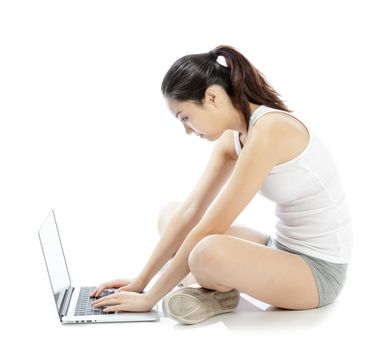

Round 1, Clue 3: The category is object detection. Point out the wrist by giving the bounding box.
[144,289,158,308]
[136,273,150,289]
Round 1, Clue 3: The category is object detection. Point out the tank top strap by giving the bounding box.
[249,105,287,127]
[234,105,309,158]
[233,130,242,157]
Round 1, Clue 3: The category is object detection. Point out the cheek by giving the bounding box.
[195,115,222,139]
[209,121,226,139]
[205,130,222,141]
[204,118,219,132]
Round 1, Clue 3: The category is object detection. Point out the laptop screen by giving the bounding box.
[38,210,71,315]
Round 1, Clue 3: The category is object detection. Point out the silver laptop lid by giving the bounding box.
[38,210,72,317]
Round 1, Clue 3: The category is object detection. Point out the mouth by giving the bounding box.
[194,132,204,138]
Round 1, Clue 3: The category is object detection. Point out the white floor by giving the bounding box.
[153,271,379,348]
[159,284,351,334]
[2,233,382,350]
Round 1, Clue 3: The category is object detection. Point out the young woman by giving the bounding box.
[90,45,353,325]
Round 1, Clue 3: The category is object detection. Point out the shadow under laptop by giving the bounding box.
[169,293,337,332]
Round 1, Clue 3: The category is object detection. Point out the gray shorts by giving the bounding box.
[266,236,349,308]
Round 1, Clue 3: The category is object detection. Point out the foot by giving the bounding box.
[162,287,240,325]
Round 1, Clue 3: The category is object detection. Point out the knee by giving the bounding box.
[188,234,223,274]
[157,201,183,235]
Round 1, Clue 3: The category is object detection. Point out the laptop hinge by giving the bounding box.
[60,286,75,320]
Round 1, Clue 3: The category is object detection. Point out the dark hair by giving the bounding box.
[161,45,292,130]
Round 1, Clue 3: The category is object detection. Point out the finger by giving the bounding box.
[94,299,118,308]
[91,295,110,306]
[90,285,106,298]
[89,286,103,297]
[103,305,120,313]
[92,297,119,308]
[91,294,109,305]
[117,286,130,292]
[94,282,116,297]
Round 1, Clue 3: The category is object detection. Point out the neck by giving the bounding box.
[231,103,261,135]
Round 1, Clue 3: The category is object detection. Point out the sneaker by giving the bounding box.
[162,287,240,325]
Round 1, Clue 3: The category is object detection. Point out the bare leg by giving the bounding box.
[157,201,269,287]
[188,234,319,309]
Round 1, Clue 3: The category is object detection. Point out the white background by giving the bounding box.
[1,0,383,348]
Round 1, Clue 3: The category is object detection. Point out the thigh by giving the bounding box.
[190,234,319,310]
[269,238,349,307]
[224,224,268,246]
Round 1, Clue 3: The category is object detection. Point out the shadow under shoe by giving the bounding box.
[162,287,240,325]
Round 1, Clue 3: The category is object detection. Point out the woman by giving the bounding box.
[90,45,353,325]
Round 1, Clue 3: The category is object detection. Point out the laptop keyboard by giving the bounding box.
[74,286,116,316]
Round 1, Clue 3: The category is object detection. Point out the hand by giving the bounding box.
[91,290,154,313]
[89,277,145,298]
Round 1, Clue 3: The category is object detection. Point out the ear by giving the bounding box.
[204,85,219,106]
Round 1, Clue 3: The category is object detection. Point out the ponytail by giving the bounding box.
[161,45,292,130]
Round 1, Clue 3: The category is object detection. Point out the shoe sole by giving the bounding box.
[162,287,240,325]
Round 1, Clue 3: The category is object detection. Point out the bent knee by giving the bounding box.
[188,234,224,272]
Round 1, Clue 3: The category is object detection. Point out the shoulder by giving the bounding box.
[250,111,299,134]
[248,112,292,145]
[247,111,309,164]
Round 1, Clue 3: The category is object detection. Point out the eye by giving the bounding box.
[181,116,188,122]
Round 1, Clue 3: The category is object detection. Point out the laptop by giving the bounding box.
[38,210,159,324]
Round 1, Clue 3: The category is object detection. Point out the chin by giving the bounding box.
[200,132,220,142]
[203,135,214,142]
[209,133,223,142]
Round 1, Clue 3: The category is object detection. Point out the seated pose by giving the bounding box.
[90,45,353,325]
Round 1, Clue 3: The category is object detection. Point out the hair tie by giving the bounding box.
[209,50,218,60]
[209,50,228,67]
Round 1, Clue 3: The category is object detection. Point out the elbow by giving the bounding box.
[180,203,230,234]
[194,216,229,236]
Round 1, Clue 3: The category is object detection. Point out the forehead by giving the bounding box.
[166,98,197,116]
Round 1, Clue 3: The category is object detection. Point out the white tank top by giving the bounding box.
[233,105,353,263]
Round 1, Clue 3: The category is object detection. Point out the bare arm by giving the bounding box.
[146,118,285,305]
[137,206,200,287]
[137,131,237,288]
[145,221,212,304]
